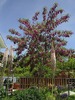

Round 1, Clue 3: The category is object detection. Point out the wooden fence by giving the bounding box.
[19,77,69,89]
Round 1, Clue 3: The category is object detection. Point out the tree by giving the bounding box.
[0,52,3,62]
[7,3,75,77]
[56,57,75,78]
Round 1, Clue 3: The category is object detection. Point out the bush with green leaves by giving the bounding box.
[68,95,75,100]
[12,86,46,100]
[0,87,6,99]
[11,86,56,100]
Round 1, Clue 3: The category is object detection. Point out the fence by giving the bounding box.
[19,77,69,89]
[2,77,75,90]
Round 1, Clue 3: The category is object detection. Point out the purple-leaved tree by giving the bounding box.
[7,3,75,75]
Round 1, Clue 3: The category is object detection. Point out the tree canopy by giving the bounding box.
[7,3,75,76]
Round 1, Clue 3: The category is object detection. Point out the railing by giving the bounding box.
[19,77,68,89]
[2,77,75,89]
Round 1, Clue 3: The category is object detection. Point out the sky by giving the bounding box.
[0,0,75,52]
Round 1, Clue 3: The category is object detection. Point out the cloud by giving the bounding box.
[0,0,7,9]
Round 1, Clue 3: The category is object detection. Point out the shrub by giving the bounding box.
[68,95,75,100]
[13,86,46,100]
[0,87,6,99]
[45,92,55,100]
